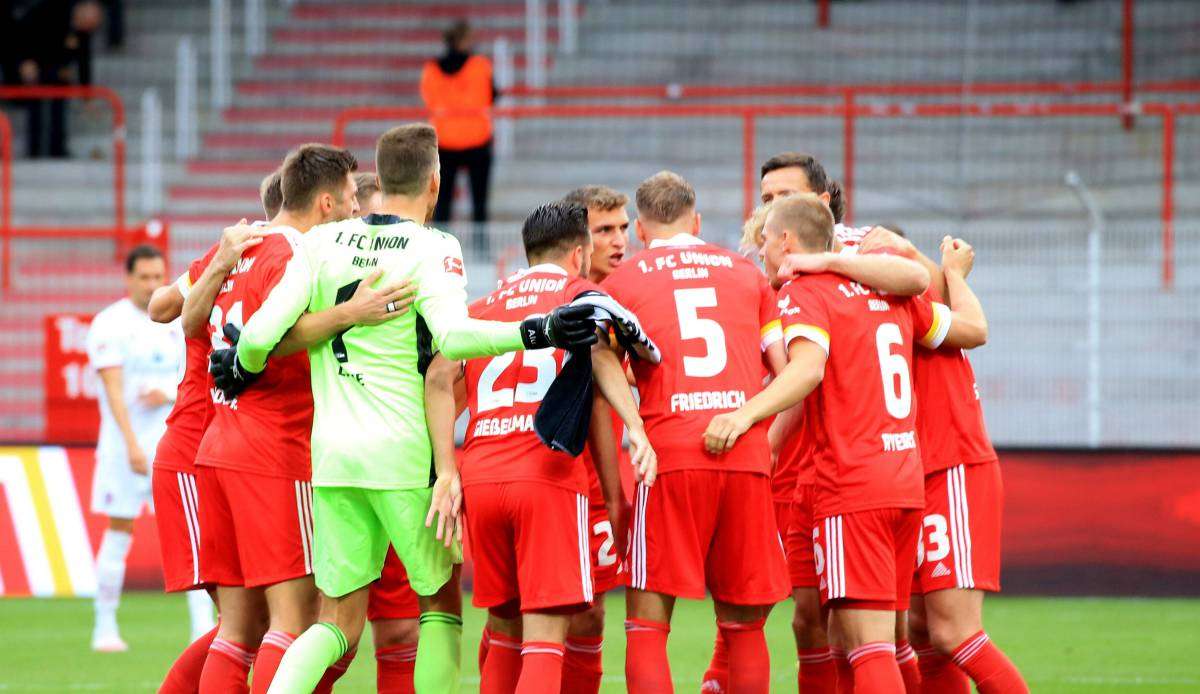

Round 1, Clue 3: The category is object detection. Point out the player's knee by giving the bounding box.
[907,610,930,644]
[926,617,975,654]
[569,603,606,637]
[372,618,419,649]
[791,608,825,648]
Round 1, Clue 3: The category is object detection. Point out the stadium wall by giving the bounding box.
[0,446,1196,598]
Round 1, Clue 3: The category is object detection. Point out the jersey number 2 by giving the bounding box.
[476,349,558,413]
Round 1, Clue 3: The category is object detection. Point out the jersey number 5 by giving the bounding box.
[674,287,727,378]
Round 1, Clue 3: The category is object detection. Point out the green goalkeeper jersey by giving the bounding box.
[236,213,524,490]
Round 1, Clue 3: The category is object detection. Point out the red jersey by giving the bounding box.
[153,254,218,473]
[778,273,952,518]
[913,286,997,473]
[460,265,600,494]
[602,234,781,475]
[195,228,314,480]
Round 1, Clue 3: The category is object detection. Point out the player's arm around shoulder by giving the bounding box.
[927,236,987,350]
[234,232,318,374]
[148,277,185,323]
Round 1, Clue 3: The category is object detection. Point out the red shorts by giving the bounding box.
[368,547,420,621]
[628,470,789,605]
[151,468,205,592]
[464,481,593,612]
[914,462,1003,594]
[774,499,793,543]
[816,507,920,611]
[785,483,819,590]
[195,465,313,588]
[587,499,623,595]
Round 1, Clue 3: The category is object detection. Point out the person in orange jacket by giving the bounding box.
[421,20,496,252]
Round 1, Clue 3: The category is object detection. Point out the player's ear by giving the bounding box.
[634,218,648,246]
[819,191,831,207]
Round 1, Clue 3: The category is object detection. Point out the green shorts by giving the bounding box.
[311,486,462,599]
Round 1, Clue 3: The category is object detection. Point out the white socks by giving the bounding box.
[186,589,217,638]
[93,529,133,639]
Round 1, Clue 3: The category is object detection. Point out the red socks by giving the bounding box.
[624,619,672,694]
[832,648,854,694]
[951,632,1029,694]
[517,642,565,693]
[250,631,295,694]
[915,644,969,694]
[798,647,839,694]
[561,635,604,694]
[198,638,255,694]
[481,631,523,694]
[717,619,770,693]
[375,644,417,694]
[895,641,921,694]
[159,624,219,694]
[847,642,904,694]
[314,648,356,694]
[701,629,729,693]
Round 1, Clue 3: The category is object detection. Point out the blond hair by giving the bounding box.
[740,202,773,255]
[765,193,834,252]
[635,171,695,225]
[562,185,629,213]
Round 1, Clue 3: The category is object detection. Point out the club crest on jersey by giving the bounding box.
[444,256,464,276]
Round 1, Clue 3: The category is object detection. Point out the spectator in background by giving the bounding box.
[86,245,184,652]
[420,19,496,253]
[2,0,103,158]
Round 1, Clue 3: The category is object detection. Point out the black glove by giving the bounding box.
[208,324,260,400]
[520,304,599,351]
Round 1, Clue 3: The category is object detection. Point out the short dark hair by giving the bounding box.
[827,179,845,224]
[125,244,164,274]
[444,19,470,48]
[376,124,439,197]
[522,202,589,263]
[280,144,358,212]
[260,169,283,219]
[635,171,695,225]
[562,185,629,213]
[760,152,831,197]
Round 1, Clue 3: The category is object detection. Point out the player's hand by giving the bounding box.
[208,324,260,400]
[425,473,463,548]
[214,220,265,273]
[520,304,599,351]
[776,252,835,281]
[703,410,753,455]
[606,496,632,561]
[860,225,917,257]
[940,236,975,278]
[127,445,149,476]
[138,388,170,408]
[627,425,657,487]
[344,269,415,326]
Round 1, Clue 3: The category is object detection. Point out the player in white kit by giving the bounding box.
[85,245,184,652]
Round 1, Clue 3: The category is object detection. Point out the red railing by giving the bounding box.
[0,86,127,291]
[332,100,1193,290]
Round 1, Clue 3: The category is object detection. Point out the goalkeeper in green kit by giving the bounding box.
[211,124,601,693]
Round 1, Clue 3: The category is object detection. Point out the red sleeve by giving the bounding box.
[778,277,832,355]
[188,242,220,283]
[908,291,953,349]
[758,272,783,351]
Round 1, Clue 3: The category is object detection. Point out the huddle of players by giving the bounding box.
[144,121,1027,694]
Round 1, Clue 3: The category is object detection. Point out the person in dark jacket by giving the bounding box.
[420,20,496,253]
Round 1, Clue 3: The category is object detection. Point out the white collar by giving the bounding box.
[648,233,705,249]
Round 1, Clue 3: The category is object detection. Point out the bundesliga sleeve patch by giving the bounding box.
[444,256,464,276]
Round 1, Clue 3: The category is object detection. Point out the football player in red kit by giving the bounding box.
[705,194,988,694]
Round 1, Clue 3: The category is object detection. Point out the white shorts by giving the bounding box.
[90,454,153,519]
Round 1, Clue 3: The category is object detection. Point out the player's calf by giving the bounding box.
[713,601,771,694]
[563,601,606,694]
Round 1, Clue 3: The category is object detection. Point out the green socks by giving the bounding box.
[266,622,348,694]
[415,611,463,694]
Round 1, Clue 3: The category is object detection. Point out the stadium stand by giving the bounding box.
[0,0,1198,447]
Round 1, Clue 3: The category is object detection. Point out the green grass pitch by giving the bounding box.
[1,593,1197,692]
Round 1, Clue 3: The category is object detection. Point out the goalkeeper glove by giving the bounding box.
[520,304,599,351]
[208,324,260,400]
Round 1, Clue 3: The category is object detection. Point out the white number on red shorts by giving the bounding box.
[918,513,950,566]
[674,287,727,378]
[593,520,616,567]
[476,348,558,412]
[812,526,825,577]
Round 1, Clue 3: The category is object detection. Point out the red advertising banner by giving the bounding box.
[43,314,101,445]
